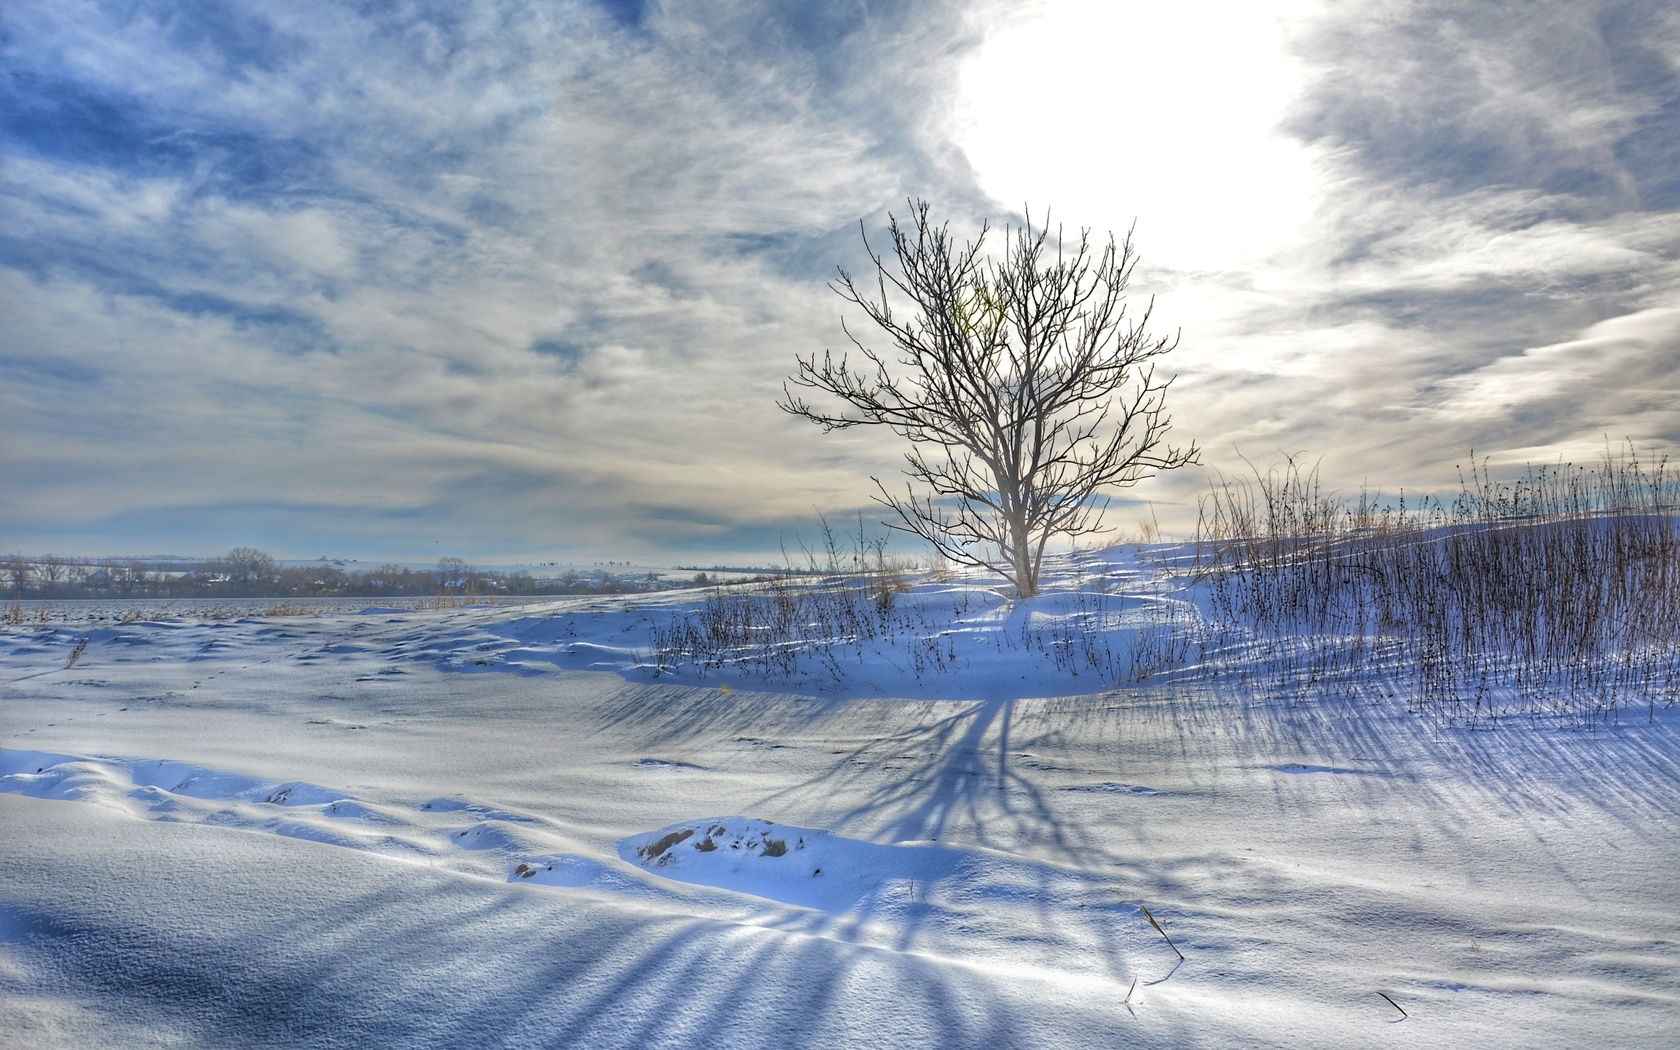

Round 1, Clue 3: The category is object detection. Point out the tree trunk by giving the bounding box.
[1010,513,1038,598]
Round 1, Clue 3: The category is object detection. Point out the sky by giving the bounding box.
[3,0,1679,564]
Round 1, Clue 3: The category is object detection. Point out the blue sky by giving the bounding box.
[4,0,1678,562]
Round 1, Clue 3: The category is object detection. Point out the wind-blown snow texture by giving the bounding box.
[2,550,1676,1047]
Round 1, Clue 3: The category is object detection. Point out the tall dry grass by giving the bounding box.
[649,514,947,683]
[1190,447,1680,725]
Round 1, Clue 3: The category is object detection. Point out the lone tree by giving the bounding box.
[780,200,1198,598]
[223,547,278,584]
[437,556,475,593]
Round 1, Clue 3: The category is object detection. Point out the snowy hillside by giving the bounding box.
[2,550,1676,1047]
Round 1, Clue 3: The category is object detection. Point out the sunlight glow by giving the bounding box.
[956,0,1325,272]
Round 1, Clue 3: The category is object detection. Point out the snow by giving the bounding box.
[2,548,1677,1047]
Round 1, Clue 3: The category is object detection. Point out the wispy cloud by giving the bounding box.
[1141,0,1680,502]
[2,0,996,558]
[4,0,1677,558]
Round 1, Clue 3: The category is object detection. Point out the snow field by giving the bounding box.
[2,551,1677,1047]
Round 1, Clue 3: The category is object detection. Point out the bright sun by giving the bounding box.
[955,0,1324,273]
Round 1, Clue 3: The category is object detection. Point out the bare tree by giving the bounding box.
[780,200,1198,598]
[40,556,67,591]
[4,557,29,596]
[66,560,92,588]
[224,547,278,585]
[437,556,474,594]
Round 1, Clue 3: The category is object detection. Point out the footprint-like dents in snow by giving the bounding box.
[125,759,341,806]
[1062,782,1162,796]
[306,718,370,730]
[634,758,705,772]
[5,746,1141,977]
[419,797,536,823]
[2,747,1170,981]
[509,854,649,895]
[272,819,390,851]
[419,797,474,813]
[0,750,546,873]
[451,821,532,852]
[322,799,406,825]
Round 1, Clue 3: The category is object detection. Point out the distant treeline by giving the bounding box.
[1,549,691,600]
[673,564,809,577]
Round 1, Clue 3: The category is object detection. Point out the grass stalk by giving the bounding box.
[1140,903,1184,959]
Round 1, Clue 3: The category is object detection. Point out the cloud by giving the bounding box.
[0,0,1000,559]
[1287,0,1680,212]
[1137,0,1680,507]
[4,0,1677,557]
[1432,307,1680,454]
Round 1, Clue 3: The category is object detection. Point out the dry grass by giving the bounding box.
[636,828,694,867]
[651,515,952,683]
[1189,446,1680,726]
[651,534,1192,689]
[648,570,950,682]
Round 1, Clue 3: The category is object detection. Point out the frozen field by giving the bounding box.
[2,550,1677,1048]
[4,595,548,626]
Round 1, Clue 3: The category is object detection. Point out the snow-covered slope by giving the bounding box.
[2,552,1676,1047]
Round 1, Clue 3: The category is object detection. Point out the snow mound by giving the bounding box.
[510,853,651,895]
[629,817,802,867]
[620,817,969,913]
